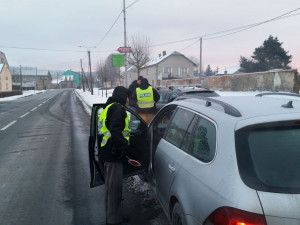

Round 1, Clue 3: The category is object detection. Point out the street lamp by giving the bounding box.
[78,45,96,95]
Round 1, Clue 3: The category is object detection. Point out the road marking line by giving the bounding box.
[31,107,37,111]
[20,112,30,118]
[1,120,17,131]
[38,104,42,107]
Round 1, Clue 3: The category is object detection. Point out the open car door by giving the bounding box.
[89,104,149,188]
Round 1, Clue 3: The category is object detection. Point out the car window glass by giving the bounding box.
[165,108,194,148]
[97,108,104,134]
[191,117,216,162]
[169,93,178,102]
[181,116,198,152]
[236,122,300,193]
[159,92,166,103]
[153,108,175,149]
[128,111,142,132]
[164,93,171,103]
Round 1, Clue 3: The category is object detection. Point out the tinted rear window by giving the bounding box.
[235,121,300,193]
[184,91,219,97]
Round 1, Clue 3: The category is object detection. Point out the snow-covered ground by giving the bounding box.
[0,90,46,102]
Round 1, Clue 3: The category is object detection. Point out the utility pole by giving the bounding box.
[80,59,86,92]
[123,0,128,87]
[35,67,37,92]
[20,65,23,94]
[56,72,59,88]
[87,50,93,95]
[199,37,202,76]
[78,46,95,95]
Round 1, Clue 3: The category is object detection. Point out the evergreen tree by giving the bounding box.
[204,64,214,76]
[240,35,292,73]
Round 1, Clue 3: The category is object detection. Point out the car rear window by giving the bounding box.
[184,91,220,97]
[235,121,300,193]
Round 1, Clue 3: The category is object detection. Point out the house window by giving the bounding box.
[0,83,1,90]
[178,67,188,76]
[164,67,171,73]
[6,83,8,89]
[6,76,8,80]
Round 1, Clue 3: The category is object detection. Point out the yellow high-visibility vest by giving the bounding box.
[136,86,155,108]
[98,103,130,147]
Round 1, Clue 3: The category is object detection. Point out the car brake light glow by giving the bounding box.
[204,207,266,225]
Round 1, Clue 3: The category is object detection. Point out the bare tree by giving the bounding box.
[105,54,120,87]
[127,34,152,79]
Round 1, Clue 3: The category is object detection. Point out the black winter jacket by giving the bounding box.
[100,87,129,162]
[132,79,160,114]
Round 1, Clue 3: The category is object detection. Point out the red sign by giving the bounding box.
[117,47,132,53]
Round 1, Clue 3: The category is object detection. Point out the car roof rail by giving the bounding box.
[255,92,300,98]
[175,96,242,117]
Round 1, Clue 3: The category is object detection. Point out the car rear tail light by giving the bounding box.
[204,207,266,225]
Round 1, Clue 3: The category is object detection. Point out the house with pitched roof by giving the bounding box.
[126,51,197,87]
[0,51,12,92]
[10,67,52,90]
[0,63,12,92]
[60,70,80,88]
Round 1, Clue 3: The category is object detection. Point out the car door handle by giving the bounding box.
[168,164,176,173]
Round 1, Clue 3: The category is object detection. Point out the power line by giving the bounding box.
[95,11,123,48]
[0,45,86,52]
[94,0,141,48]
[0,8,298,54]
[150,8,300,47]
[126,0,140,9]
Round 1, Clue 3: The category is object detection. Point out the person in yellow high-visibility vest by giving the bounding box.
[133,78,160,124]
[98,86,131,225]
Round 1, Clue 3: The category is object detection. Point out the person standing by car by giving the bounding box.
[133,78,160,124]
[98,86,130,225]
[128,76,143,111]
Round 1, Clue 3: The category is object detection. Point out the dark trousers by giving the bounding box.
[104,162,123,224]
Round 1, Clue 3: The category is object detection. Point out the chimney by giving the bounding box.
[224,70,228,75]
[163,51,166,56]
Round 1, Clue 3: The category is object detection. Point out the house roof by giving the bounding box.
[217,66,242,75]
[62,70,76,76]
[143,51,197,68]
[61,70,80,85]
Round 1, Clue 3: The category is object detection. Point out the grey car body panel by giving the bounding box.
[154,139,188,211]
[148,95,300,224]
[257,191,300,220]
[264,216,300,225]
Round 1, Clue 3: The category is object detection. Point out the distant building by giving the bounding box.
[125,51,197,87]
[216,66,244,75]
[10,67,52,90]
[60,70,80,88]
[0,63,12,92]
[0,51,12,92]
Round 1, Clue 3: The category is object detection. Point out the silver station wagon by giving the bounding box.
[89,93,300,225]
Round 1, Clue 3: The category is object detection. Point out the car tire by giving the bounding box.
[171,202,187,225]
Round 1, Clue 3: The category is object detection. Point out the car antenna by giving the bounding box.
[281,101,293,108]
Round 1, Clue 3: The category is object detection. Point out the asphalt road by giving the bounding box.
[0,89,169,225]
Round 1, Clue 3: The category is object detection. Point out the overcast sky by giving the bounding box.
[1,0,299,73]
